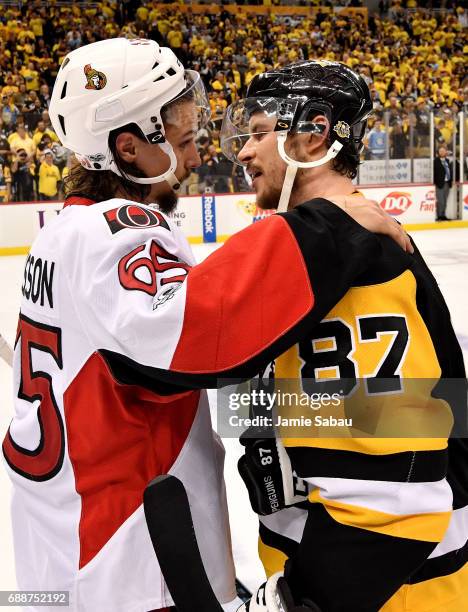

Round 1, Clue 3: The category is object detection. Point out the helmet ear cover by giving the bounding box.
[287,98,332,137]
[247,93,368,155]
[293,98,370,151]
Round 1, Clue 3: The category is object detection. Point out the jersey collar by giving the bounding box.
[63,195,96,208]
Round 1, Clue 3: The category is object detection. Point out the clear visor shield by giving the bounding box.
[134,69,210,188]
[352,119,368,153]
[162,69,211,136]
[220,97,301,166]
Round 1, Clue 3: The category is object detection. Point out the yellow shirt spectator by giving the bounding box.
[101,2,114,20]
[230,68,242,91]
[439,123,452,144]
[17,28,35,44]
[0,163,11,202]
[190,35,205,56]
[209,93,227,117]
[167,29,183,49]
[412,18,422,37]
[136,6,149,22]
[2,75,19,97]
[6,19,20,34]
[21,64,40,91]
[33,127,59,147]
[39,154,61,199]
[30,17,44,37]
[158,19,171,37]
[148,8,161,23]
[445,32,456,48]
[8,128,36,159]
[84,7,97,18]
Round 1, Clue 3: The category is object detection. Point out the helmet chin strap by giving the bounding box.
[277,164,298,213]
[276,131,343,213]
[110,142,181,190]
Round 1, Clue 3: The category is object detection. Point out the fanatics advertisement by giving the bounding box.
[0,184,449,254]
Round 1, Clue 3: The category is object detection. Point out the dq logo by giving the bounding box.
[380,192,413,216]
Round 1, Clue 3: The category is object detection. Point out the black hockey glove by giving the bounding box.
[238,427,308,516]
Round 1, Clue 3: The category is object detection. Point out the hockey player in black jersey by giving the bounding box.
[221,61,468,612]
[3,40,413,612]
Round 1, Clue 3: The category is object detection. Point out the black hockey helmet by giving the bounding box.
[221,60,372,166]
[246,60,372,158]
[220,60,372,211]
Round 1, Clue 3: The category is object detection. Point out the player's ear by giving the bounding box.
[115,132,138,164]
[305,115,329,154]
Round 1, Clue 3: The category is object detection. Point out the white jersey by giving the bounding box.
[3,195,382,611]
[3,198,235,612]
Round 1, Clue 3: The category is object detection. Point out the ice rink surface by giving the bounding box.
[1,227,467,605]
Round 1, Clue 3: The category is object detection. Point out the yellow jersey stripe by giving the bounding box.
[258,538,289,579]
[309,490,452,542]
[380,561,468,612]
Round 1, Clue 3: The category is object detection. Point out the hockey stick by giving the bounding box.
[143,474,224,612]
[0,333,13,367]
[235,578,252,603]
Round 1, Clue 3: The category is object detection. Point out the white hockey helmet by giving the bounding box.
[49,37,210,189]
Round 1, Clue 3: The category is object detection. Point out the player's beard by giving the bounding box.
[255,166,287,210]
[256,183,282,210]
[156,189,179,214]
[155,169,191,213]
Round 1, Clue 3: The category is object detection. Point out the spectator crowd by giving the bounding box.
[0,0,466,201]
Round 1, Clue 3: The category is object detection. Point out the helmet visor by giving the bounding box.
[351,118,368,153]
[220,97,298,165]
[162,69,211,134]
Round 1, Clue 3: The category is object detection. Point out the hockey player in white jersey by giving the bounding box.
[2,39,412,612]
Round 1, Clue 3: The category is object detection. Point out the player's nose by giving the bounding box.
[238,138,255,164]
[188,141,202,168]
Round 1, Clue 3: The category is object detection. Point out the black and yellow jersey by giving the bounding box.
[257,229,467,611]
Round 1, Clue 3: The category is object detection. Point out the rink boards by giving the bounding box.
[0,183,466,255]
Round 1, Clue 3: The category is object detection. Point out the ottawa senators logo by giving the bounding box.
[84,64,107,90]
[104,204,170,234]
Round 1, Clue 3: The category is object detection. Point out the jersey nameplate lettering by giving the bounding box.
[22,254,56,310]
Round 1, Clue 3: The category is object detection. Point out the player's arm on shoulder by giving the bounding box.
[67,198,395,390]
[325,193,413,253]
